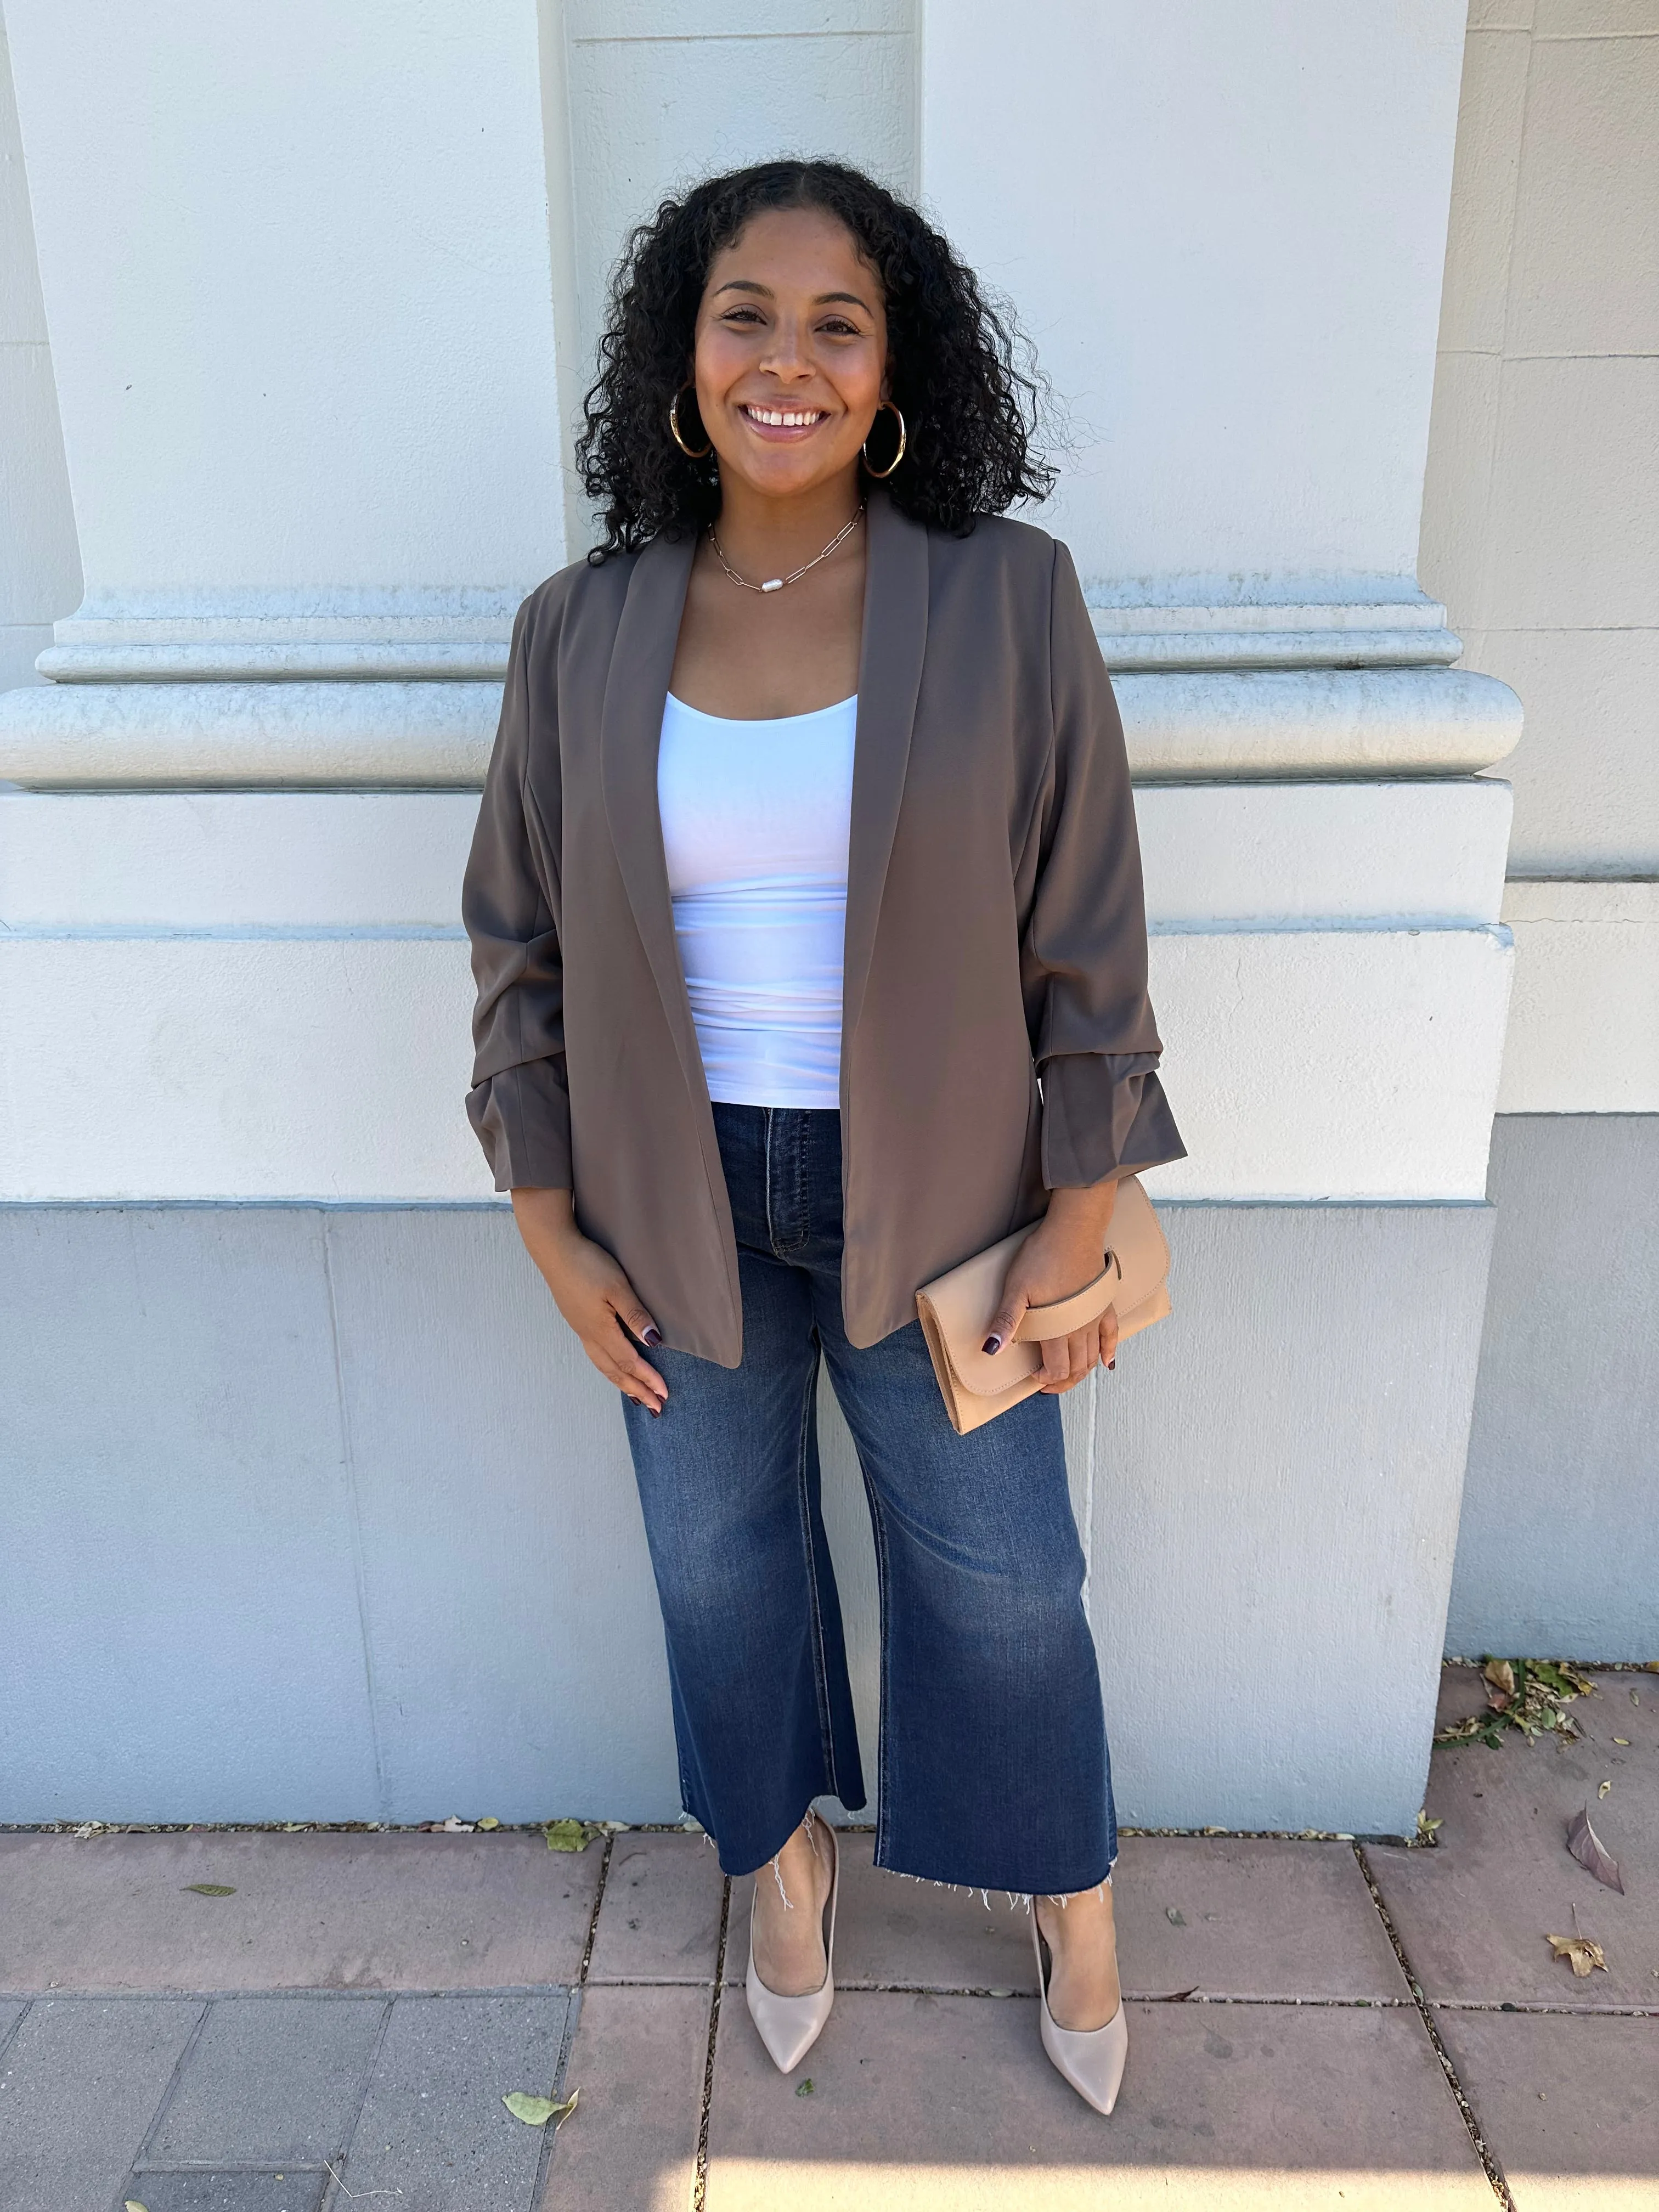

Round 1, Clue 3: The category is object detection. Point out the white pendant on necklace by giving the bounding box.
[761,578,783,592]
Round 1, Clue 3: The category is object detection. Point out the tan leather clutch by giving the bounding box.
[915,1175,1171,1435]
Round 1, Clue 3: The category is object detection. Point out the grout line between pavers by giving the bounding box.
[1355,1843,1516,2212]
[712,1976,1422,2005]
[319,1994,394,2212]
[691,1877,732,2212]
[0,1997,30,2070]
[576,1831,614,1990]
[121,1993,211,2188]
[533,1833,614,2210]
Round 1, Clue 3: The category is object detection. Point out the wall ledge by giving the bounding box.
[0,664,1522,788]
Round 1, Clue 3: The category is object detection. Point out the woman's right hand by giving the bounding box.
[510,1188,668,1414]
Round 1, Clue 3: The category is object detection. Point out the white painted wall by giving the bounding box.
[562,0,916,401]
[1421,0,1659,877]
[1,782,1515,932]
[0,1,1536,1825]
[922,0,1470,594]
[0,928,1511,1204]
[1497,882,1659,1113]
[0,780,1516,1203]
[3,0,572,614]
[0,3,77,693]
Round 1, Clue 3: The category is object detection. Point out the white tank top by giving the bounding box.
[657,690,857,1110]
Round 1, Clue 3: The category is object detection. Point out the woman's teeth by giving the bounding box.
[743,406,825,428]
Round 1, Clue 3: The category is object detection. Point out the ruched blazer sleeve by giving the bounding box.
[463,597,573,1192]
[461,492,1183,1363]
[1026,543,1184,1190]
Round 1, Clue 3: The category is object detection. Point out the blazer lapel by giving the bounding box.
[599,528,708,1107]
[842,489,928,1064]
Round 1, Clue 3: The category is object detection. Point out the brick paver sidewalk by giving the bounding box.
[2,1668,1653,2209]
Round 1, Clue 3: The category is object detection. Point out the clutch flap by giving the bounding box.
[915,1227,1042,1398]
[913,1176,1171,1404]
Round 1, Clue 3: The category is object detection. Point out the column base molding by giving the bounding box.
[0,664,1522,787]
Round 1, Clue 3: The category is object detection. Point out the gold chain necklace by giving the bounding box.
[708,504,865,595]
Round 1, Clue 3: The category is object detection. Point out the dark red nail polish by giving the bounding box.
[1108,1358,1116,1370]
[982,1333,1002,1356]
[642,1325,662,1347]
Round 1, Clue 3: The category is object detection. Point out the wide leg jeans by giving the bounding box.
[621,1103,1117,1893]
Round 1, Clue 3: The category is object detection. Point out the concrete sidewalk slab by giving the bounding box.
[334,1991,573,2210]
[705,1991,1493,2210]
[1114,1837,1410,2001]
[541,1983,710,2212]
[1432,2008,1659,2211]
[0,1827,602,1993]
[1366,1669,1659,2007]
[588,1831,725,1984]
[0,1997,202,2211]
[145,1994,386,2165]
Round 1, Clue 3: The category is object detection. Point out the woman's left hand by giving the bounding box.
[982,1181,1121,1394]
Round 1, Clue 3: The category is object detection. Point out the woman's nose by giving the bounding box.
[758,322,814,379]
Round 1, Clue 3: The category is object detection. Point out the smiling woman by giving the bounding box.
[576,160,1052,557]
[462,157,1184,2120]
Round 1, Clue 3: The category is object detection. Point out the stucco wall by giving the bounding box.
[0,1198,1493,1837]
[1421,0,1658,880]
[1427,0,1658,1656]
[1450,1115,1659,1660]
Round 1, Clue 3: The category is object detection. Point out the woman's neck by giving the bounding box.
[710,470,866,580]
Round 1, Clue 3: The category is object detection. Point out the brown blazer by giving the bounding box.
[463,489,1184,1365]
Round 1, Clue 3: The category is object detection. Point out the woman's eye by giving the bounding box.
[722,307,764,326]
[820,319,860,337]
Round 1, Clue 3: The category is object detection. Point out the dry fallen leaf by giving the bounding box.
[1416,1811,1443,1846]
[544,1819,590,1853]
[477,1816,500,1831]
[1600,1781,1612,1799]
[1567,1805,1624,1894]
[125,2202,149,2211]
[1613,1737,1631,1747]
[1483,1658,1515,1711]
[182,1883,236,1897]
[1546,1933,1606,1978]
[440,1817,474,1833]
[504,2087,578,2128]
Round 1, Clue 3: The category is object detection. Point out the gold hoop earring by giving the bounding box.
[669,386,713,460]
[862,400,906,479]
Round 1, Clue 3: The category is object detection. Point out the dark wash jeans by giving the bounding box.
[621,1103,1117,1893]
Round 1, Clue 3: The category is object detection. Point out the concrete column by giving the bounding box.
[0,2,78,695]
[0,0,575,774]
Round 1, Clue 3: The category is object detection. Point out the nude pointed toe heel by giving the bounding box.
[745,1825,838,2075]
[1031,1910,1128,2115]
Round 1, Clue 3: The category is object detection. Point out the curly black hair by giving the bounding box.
[576,158,1054,557]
